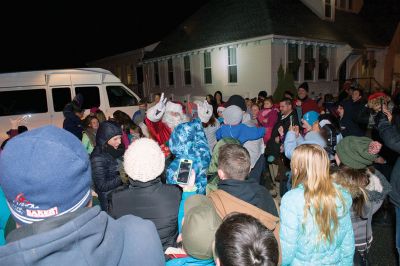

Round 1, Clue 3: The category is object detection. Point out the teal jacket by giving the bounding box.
[0,188,10,246]
[280,184,354,265]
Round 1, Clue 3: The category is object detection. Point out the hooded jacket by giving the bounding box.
[0,206,165,266]
[108,178,182,251]
[218,179,278,217]
[91,121,124,210]
[280,184,354,265]
[62,102,83,140]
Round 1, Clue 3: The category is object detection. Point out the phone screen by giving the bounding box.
[177,160,192,184]
[290,115,293,127]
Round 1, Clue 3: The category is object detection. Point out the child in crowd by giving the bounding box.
[257,96,278,144]
[214,213,279,266]
[280,144,354,265]
[216,105,265,145]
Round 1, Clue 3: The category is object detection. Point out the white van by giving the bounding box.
[0,68,141,143]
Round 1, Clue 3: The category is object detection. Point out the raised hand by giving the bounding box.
[197,100,213,123]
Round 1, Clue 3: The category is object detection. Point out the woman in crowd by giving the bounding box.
[280,144,354,265]
[213,91,224,117]
[91,121,124,211]
[333,136,391,265]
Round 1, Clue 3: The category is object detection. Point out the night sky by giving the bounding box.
[0,0,209,73]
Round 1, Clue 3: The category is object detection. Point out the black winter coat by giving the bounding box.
[218,178,278,216]
[108,178,182,251]
[91,121,123,211]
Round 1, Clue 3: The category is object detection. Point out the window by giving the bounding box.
[154,62,160,86]
[52,87,71,112]
[106,86,138,107]
[288,44,299,81]
[348,0,353,10]
[325,0,332,18]
[184,56,191,85]
[304,45,315,80]
[0,89,47,116]
[168,59,174,86]
[318,46,328,80]
[116,66,122,80]
[340,0,346,9]
[127,64,134,85]
[74,86,100,110]
[228,47,237,83]
[204,52,212,84]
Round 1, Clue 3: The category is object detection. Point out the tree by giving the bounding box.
[273,63,297,102]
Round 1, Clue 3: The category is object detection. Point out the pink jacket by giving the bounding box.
[257,108,278,143]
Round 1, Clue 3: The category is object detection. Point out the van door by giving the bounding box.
[104,84,140,118]
[50,87,72,128]
[0,87,51,142]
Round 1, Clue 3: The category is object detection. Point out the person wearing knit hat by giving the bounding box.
[302,111,320,133]
[335,136,381,169]
[108,138,182,251]
[166,195,222,265]
[0,125,165,265]
[225,95,247,112]
[216,105,265,145]
[296,82,320,115]
[333,136,391,263]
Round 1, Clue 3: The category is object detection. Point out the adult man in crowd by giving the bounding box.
[0,126,164,265]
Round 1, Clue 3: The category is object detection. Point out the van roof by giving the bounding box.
[0,68,122,88]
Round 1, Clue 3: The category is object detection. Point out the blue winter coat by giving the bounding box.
[280,184,354,265]
[166,257,215,266]
[0,188,10,246]
[216,123,265,145]
[166,119,211,194]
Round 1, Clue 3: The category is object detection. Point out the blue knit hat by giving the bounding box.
[0,126,92,225]
[303,111,319,127]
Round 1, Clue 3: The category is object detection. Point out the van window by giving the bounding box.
[106,86,138,107]
[75,86,100,109]
[0,89,47,116]
[52,87,71,112]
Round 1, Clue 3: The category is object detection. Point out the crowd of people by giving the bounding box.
[0,80,399,265]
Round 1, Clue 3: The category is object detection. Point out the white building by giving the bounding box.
[142,0,400,102]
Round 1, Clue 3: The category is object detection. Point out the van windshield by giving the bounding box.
[106,86,138,107]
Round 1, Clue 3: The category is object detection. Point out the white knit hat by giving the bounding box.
[165,101,183,114]
[124,138,165,182]
[223,105,243,125]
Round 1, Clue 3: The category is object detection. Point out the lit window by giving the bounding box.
[288,44,299,81]
[184,56,191,85]
[204,52,212,84]
[228,47,237,83]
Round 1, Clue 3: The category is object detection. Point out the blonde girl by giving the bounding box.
[280,144,354,265]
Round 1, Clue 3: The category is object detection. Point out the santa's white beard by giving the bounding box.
[162,112,188,130]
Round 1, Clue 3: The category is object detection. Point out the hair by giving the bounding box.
[332,165,370,217]
[154,93,161,98]
[291,144,344,243]
[83,115,99,147]
[214,91,223,104]
[352,88,364,97]
[71,101,83,114]
[215,213,279,266]
[95,110,107,123]
[258,91,268,99]
[264,96,274,105]
[17,125,28,134]
[279,97,293,106]
[218,144,250,180]
[284,90,294,99]
[203,115,217,128]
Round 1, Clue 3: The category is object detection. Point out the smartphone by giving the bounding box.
[176,159,193,185]
[289,115,293,127]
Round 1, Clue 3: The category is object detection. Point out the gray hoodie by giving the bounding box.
[0,206,165,266]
